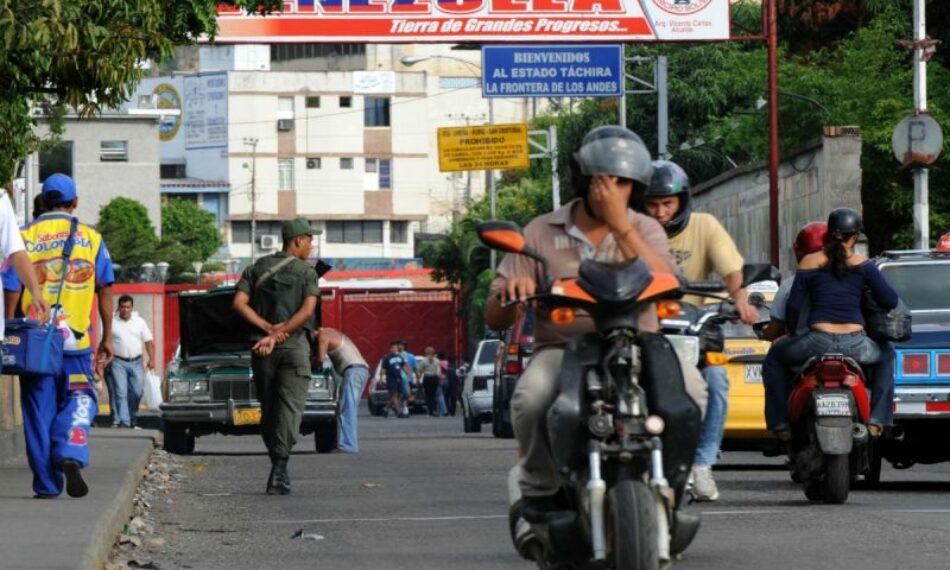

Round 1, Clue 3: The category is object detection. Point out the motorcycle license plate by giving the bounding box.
[232,408,262,426]
[815,394,851,417]
[744,364,763,384]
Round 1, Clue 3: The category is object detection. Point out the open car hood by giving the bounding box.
[178,287,255,360]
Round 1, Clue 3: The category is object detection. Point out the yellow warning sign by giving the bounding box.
[438,123,530,172]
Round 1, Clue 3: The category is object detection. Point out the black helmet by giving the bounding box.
[637,160,692,238]
[827,207,863,239]
[570,126,652,216]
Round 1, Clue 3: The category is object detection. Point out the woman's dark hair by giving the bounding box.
[822,233,858,279]
[32,195,47,219]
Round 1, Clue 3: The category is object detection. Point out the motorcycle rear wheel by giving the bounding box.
[607,481,659,570]
[822,454,850,504]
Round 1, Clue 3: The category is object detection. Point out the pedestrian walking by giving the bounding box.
[2,174,113,499]
[315,327,369,453]
[233,218,319,495]
[398,339,417,415]
[436,351,449,416]
[418,347,442,417]
[381,342,412,418]
[109,295,155,428]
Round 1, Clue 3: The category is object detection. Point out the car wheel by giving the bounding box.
[163,422,195,455]
[314,421,338,453]
[470,411,482,433]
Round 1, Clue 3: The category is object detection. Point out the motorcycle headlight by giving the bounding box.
[170,380,190,395]
[192,380,209,394]
[665,335,700,366]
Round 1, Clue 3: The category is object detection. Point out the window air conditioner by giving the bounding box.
[277,119,294,132]
[306,158,319,169]
[259,234,280,250]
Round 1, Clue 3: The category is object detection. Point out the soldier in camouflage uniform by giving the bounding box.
[233,219,320,495]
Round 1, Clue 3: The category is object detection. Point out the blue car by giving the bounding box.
[874,249,950,481]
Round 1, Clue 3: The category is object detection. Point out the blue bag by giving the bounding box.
[2,217,77,376]
[2,319,64,376]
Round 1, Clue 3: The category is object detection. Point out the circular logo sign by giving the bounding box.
[651,0,714,15]
[153,83,182,142]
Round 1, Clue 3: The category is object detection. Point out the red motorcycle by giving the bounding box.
[787,354,871,504]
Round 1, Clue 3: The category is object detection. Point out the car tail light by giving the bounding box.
[504,343,523,375]
[938,354,950,376]
[902,353,930,376]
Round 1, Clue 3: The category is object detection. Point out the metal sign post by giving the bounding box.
[619,55,669,160]
[529,126,560,211]
[914,0,930,249]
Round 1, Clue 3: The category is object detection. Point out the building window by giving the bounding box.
[278,96,295,119]
[160,163,187,179]
[340,96,352,108]
[365,158,377,173]
[100,140,128,162]
[39,141,74,181]
[364,97,390,127]
[390,221,409,244]
[326,221,383,244]
[379,159,392,189]
[271,43,366,63]
[231,221,285,244]
[305,96,321,108]
[340,157,353,170]
[278,158,295,190]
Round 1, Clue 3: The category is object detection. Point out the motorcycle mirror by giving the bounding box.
[741,263,782,288]
[477,221,527,254]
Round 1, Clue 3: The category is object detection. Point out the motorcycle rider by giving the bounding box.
[761,222,826,438]
[771,208,898,437]
[485,126,708,515]
[635,160,757,502]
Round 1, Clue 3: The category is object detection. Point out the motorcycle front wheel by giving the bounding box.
[607,480,659,570]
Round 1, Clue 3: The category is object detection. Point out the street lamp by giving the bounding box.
[676,141,738,169]
[400,54,499,270]
[756,92,828,115]
[192,261,203,285]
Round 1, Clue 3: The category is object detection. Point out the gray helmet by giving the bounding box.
[573,126,653,185]
[639,160,692,238]
[827,207,863,239]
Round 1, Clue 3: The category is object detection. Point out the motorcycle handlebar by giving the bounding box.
[683,280,726,293]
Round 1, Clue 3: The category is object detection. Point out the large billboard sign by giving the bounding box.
[216,0,730,43]
[183,72,229,150]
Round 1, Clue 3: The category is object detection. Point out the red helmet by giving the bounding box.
[793,222,828,261]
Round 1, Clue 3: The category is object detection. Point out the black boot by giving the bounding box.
[268,457,291,495]
[266,456,279,494]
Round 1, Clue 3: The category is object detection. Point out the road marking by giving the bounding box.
[261,515,508,525]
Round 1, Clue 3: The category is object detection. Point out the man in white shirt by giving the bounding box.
[0,190,48,335]
[109,295,155,428]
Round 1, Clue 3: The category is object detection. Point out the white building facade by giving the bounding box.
[132,44,534,265]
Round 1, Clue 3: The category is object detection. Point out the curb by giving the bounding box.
[79,434,157,570]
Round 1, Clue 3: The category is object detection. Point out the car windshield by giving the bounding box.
[880,263,950,312]
[478,340,500,365]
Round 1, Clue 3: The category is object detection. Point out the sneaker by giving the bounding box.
[61,460,89,498]
[689,465,719,502]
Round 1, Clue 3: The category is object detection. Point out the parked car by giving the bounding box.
[160,287,340,455]
[716,320,773,450]
[366,357,427,416]
[462,338,501,433]
[871,248,950,483]
[492,311,535,439]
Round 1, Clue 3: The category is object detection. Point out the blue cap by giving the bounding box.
[42,174,77,204]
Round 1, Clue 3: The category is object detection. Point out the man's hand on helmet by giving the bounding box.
[589,175,633,232]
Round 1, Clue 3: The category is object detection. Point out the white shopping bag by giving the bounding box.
[143,370,164,411]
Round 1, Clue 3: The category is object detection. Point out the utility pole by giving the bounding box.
[913,0,930,249]
[488,99,497,271]
[243,137,259,262]
[767,0,781,267]
[619,55,669,159]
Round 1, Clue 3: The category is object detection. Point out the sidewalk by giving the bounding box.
[0,428,157,570]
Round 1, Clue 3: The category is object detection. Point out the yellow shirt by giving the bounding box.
[668,213,744,305]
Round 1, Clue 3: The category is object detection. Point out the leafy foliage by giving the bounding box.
[0,0,281,183]
[161,199,222,262]
[96,197,159,272]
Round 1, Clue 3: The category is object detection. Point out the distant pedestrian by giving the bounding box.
[445,360,462,416]
[381,342,412,418]
[3,174,112,499]
[418,347,442,417]
[398,339,417,416]
[436,351,449,416]
[108,295,155,428]
[233,218,319,495]
[315,327,369,452]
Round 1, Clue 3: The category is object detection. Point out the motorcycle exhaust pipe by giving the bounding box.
[587,449,607,561]
[852,423,869,446]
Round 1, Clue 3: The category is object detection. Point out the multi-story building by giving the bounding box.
[132,44,534,265]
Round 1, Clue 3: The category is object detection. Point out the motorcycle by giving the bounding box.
[787,354,871,504]
[478,221,776,569]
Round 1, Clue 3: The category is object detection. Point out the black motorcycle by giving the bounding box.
[480,221,780,569]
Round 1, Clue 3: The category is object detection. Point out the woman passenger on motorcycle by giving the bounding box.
[772,208,898,436]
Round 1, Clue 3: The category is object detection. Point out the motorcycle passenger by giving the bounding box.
[772,208,898,437]
[761,222,826,438]
[635,160,758,502]
[485,126,708,514]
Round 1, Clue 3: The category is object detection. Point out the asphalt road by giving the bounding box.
[149,410,950,570]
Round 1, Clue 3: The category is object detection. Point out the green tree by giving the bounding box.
[96,197,159,274]
[162,199,222,261]
[0,0,281,184]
